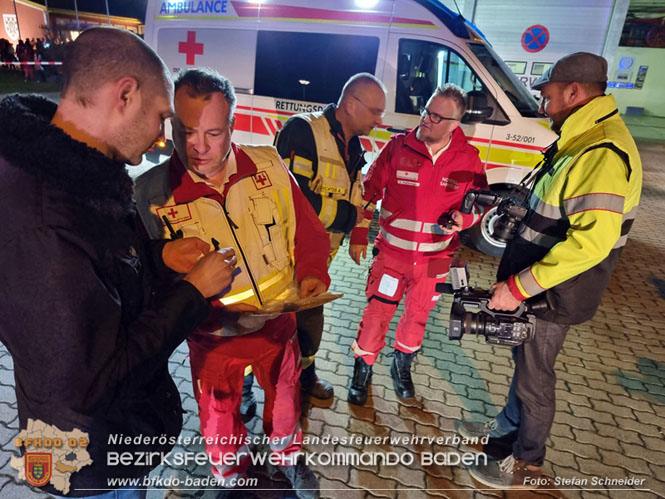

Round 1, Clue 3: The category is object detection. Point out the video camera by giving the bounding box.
[437,260,551,347]
[459,189,529,243]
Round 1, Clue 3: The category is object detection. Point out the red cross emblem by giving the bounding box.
[252,171,272,190]
[156,205,192,225]
[178,31,204,65]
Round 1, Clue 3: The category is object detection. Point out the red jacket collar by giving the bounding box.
[170,143,258,204]
[404,126,468,159]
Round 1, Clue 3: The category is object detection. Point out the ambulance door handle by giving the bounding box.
[235,87,254,95]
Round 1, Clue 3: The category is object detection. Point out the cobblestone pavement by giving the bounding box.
[1,140,664,498]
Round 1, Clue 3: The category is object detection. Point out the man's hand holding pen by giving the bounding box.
[162,236,238,299]
[162,237,211,273]
[184,245,237,299]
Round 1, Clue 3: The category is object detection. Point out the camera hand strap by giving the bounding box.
[501,141,559,212]
[519,141,559,190]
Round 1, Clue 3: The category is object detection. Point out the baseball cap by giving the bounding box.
[531,52,608,91]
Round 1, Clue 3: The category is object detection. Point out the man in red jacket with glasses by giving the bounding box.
[348,83,488,406]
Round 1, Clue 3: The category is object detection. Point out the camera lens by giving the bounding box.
[493,214,519,243]
[464,312,510,337]
[464,311,492,335]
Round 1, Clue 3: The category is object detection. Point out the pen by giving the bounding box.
[162,215,183,240]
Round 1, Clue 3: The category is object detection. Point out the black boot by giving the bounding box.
[347,357,373,406]
[390,350,416,399]
[240,372,257,423]
[300,361,334,400]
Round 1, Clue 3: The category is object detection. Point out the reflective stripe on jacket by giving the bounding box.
[350,126,488,261]
[293,111,364,228]
[498,94,642,324]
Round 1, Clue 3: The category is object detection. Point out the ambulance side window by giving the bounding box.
[395,39,508,124]
[254,31,379,104]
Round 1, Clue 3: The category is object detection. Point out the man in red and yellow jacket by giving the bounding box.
[348,84,488,405]
[135,69,329,499]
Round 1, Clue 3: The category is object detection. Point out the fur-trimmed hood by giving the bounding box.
[0,94,134,218]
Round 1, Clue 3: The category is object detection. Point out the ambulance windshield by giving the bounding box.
[395,38,509,125]
[469,43,541,118]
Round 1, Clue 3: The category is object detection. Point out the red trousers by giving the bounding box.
[188,313,302,483]
[353,250,451,365]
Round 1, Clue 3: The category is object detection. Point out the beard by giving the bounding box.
[416,126,430,143]
[416,125,439,144]
[550,118,563,135]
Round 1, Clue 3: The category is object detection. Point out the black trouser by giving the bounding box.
[502,317,569,466]
[297,231,344,370]
[296,305,324,370]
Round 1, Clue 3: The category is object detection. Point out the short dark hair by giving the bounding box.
[431,83,467,119]
[174,68,236,118]
[61,26,168,106]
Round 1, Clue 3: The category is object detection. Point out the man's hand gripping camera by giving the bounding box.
[437,260,551,347]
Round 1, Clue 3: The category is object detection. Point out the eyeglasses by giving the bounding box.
[351,95,386,118]
[420,107,459,124]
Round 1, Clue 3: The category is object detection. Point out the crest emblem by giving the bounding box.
[25,453,52,487]
[3,15,19,42]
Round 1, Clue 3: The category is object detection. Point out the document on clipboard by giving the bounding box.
[247,292,343,316]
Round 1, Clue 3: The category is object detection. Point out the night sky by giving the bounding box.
[29,0,149,22]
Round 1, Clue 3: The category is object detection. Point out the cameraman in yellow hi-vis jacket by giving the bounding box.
[457,52,642,490]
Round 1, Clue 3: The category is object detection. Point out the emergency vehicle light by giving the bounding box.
[356,0,379,8]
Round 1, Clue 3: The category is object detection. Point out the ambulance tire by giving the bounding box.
[461,191,509,258]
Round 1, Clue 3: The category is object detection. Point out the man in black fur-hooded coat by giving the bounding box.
[0,27,235,497]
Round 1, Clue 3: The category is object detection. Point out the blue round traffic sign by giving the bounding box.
[522,25,549,53]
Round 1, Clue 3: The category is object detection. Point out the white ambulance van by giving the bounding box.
[144,0,557,256]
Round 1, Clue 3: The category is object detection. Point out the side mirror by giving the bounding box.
[462,90,493,124]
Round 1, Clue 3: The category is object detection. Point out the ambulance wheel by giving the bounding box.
[464,205,506,258]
